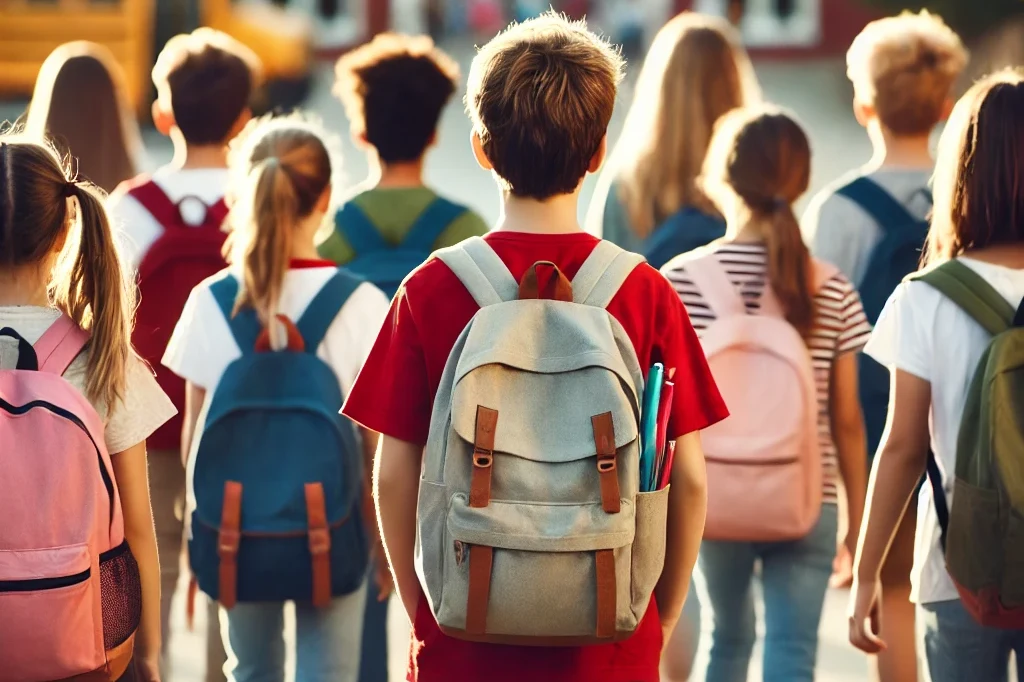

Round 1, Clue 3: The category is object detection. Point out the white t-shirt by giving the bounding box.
[107,167,232,269]
[865,257,1024,604]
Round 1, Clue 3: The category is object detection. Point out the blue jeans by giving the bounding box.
[699,504,838,682]
[918,599,1024,682]
[220,580,368,682]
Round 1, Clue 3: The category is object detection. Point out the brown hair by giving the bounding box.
[0,135,135,405]
[846,11,968,136]
[610,13,759,238]
[153,28,261,146]
[26,42,143,193]
[227,116,332,324]
[335,33,459,164]
[466,11,624,200]
[701,107,815,336]
[925,68,1024,265]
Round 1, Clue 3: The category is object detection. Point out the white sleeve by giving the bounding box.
[161,285,241,391]
[864,280,934,382]
[103,356,178,454]
[106,192,162,271]
[320,283,391,397]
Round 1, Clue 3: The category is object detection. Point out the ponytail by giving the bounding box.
[50,182,135,405]
[759,202,814,338]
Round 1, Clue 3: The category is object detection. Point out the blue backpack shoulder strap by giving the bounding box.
[402,197,466,252]
[208,271,262,351]
[336,202,389,256]
[836,177,918,235]
[296,270,364,351]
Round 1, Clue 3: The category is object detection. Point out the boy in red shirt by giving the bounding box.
[343,12,727,682]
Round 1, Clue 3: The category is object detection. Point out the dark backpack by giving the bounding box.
[335,197,466,299]
[836,177,931,456]
[123,177,229,452]
[643,207,726,270]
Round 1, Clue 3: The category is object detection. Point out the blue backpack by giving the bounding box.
[188,270,368,609]
[336,197,467,299]
[643,207,726,270]
[836,177,931,456]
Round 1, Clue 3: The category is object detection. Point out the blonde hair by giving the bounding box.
[0,135,135,405]
[610,13,759,240]
[847,10,968,135]
[227,116,332,324]
[701,107,815,337]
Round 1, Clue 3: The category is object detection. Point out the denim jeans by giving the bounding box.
[221,580,368,682]
[699,504,838,682]
[918,599,1024,682]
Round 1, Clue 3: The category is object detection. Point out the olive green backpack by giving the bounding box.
[917,259,1024,628]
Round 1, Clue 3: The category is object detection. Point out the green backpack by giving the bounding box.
[917,259,1024,628]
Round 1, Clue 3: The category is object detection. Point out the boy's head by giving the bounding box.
[152,28,261,147]
[334,33,459,164]
[846,10,967,137]
[466,11,624,200]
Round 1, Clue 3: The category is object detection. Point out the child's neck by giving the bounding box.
[494,192,583,235]
[0,266,50,307]
[871,127,933,171]
[374,159,425,189]
[172,141,229,171]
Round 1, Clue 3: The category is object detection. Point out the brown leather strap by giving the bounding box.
[218,481,242,609]
[305,482,333,608]
[470,406,498,508]
[466,545,493,635]
[592,412,620,514]
[595,548,616,638]
[519,261,573,302]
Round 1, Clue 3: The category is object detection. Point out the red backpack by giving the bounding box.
[122,177,229,451]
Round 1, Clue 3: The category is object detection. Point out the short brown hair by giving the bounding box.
[847,11,967,136]
[466,12,624,200]
[153,29,261,146]
[335,33,459,163]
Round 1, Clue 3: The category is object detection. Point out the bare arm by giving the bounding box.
[655,431,707,634]
[359,427,391,599]
[849,369,931,652]
[830,352,868,555]
[110,441,161,677]
[374,435,423,623]
[181,382,206,468]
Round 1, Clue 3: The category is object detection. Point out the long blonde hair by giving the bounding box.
[610,12,759,239]
[227,117,332,324]
[0,135,135,405]
[701,107,815,337]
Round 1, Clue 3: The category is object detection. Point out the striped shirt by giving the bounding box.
[663,243,872,504]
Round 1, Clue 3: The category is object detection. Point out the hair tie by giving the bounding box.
[63,182,77,198]
[772,196,788,211]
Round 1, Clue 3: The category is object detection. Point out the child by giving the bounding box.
[662,107,871,682]
[321,33,488,297]
[851,69,1024,682]
[802,14,966,680]
[342,13,726,682]
[0,135,176,681]
[105,28,261,680]
[162,115,390,682]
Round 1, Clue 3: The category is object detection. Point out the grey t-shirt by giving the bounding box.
[802,168,933,286]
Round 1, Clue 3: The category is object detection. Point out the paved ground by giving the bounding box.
[1,41,879,682]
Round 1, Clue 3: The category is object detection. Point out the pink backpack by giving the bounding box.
[683,253,837,542]
[0,316,140,681]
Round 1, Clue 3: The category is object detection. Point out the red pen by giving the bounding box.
[658,442,676,490]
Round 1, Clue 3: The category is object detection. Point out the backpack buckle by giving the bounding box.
[597,454,616,473]
[308,527,331,556]
[473,449,493,468]
[218,529,240,556]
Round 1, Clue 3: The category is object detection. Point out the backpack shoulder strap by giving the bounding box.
[208,272,261,351]
[836,177,918,235]
[296,270,364,351]
[570,240,646,308]
[915,260,1014,336]
[204,198,229,230]
[33,314,90,375]
[675,250,746,318]
[336,202,389,257]
[127,179,185,230]
[402,197,466,252]
[435,236,518,308]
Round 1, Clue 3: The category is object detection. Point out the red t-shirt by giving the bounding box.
[343,231,727,682]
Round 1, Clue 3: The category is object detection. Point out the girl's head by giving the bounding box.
[25,42,143,193]
[227,116,333,324]
[612,12,759,238]
[0,135,135,404]
[701,106,815,336]
[926,68,1024,265]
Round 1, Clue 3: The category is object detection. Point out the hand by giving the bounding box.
[830,542,853,589]
[133,655,162,682]
[660,620,678,655]
[848,578,886,654]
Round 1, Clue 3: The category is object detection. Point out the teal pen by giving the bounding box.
[639,363,664,492]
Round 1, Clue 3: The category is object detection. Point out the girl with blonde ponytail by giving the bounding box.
[0,134,176,681]
[661,107,873,681]
[162,115,390,682]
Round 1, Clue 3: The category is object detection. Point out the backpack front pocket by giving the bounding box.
[0,543,104,681]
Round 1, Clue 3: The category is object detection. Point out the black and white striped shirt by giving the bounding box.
[663,243,872,504]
